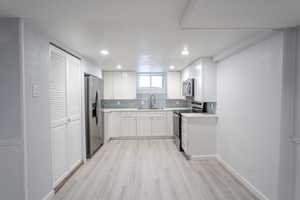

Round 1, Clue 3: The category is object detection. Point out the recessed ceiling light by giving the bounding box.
[100,50,109,55]
[196,64,202,70]
[181,47,189,56]
[116,65,122,69]
[169,65,175,69]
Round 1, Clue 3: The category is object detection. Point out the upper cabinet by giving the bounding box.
[103,72,114,99]
[182,58,217,102]
[167,72,184,99]
[103,71,136,99]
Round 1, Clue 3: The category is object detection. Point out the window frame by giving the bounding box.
[137,73,166,94]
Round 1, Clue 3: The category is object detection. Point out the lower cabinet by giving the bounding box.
[105,111,173,140]
[166,111,173,136]
[137,114,152,137]
[181,116,217,159]
[150,113,167,136]
[120,112,137,137]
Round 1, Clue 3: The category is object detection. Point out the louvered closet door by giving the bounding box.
[49,48,68,186]
[67,56,82,170]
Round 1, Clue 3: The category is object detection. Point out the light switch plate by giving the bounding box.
[32,84,39,97]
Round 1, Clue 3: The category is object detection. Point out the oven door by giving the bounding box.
[173,112,182,151]
[173,112,180,137]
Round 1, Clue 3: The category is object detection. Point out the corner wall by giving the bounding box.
[0,18,25,200]
[293,28,300,200]
[22,19,102,200]
[216,33,284,200]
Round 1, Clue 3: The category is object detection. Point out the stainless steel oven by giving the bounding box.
[173,111,183,151]
[173,105,203,151]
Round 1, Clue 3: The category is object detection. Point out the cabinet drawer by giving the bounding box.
[149,112,165,119]
[120,112,137,118]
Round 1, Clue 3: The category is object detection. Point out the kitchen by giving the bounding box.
[1,1,300,200]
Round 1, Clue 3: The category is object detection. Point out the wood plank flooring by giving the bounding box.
[53,139,258,200]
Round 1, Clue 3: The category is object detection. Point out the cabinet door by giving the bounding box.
[113,72,137,99]
[104,112,110,143]
[110,112,121,137]
[202,61,217,102]
[49,47,68,186]
[120,112,137,137]
[67,56,82,169]
[113,72,124,99]
[151,112,167,136]
[103,72,114,99]
[137,115,152,136]
[128,72,137,99]
[167,72,183,99]
[166,111,174,136]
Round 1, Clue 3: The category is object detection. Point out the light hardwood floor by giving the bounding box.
[54,139,258,200]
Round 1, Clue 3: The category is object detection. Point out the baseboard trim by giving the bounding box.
[111,136,174,140]
[216,155,269,200]
[42,190,54,200]
[189,154,217,160]
[54,161,83,193]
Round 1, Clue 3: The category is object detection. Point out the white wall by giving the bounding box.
[293,28,300,200]
[216,33,284,200]
[0,18,25,200]
[22,20,53,200]
[277,29,298,200]
[20,19,102,200]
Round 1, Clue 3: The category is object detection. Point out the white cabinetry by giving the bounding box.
[182,58,217,102]
[110,112,121,137]
[166,111,174,136]
[103,71,136,99]
[49,46,82,187]
[120,112,137,137]
[105,111,173,139]
[137,113,152,137]
[167,72,183,99]
[137,112,167,137]
[103,72,114,99]
[150,112,167,136]
[181,115,217,159]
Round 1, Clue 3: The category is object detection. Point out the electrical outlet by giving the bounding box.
[176,101,179,104]
[32,84,39,97]
[117,101,120,105]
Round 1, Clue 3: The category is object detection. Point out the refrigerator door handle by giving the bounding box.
[94,91,99,125]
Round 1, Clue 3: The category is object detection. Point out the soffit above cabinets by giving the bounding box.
[180,0,300,30]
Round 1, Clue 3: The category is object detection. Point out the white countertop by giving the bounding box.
[103,107,190,113]
[181,113,218,118]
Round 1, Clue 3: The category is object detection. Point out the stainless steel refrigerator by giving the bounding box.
[84,74,104,158]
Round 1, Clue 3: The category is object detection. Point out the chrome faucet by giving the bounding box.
[150,94,156,109]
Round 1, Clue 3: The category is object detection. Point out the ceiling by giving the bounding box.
[0,0,299,72]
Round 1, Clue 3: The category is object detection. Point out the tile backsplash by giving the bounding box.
[102,93,188,109]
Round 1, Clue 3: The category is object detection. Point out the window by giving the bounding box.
[151,75,163,88]
[138,74,163,88]
[138,75,151,88]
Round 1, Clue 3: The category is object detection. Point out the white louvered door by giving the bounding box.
[67,56,82,171]
[50,46,82,187]
[49,47,69,186]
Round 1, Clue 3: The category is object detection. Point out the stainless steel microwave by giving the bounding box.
[182,78,194,97]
